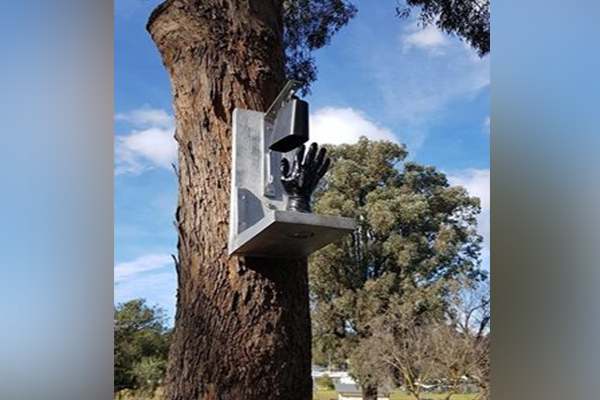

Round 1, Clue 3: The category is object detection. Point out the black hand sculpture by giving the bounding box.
[281,142,331,213]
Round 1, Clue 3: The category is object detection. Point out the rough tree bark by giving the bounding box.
[147,1,312,399]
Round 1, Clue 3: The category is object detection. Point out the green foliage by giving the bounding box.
[283,0,357,94]
[282,0,490,93]
[132,357,167,396]
[315,375,335,391]
[397,0,490,57]
[310,138,484,387]
[114,299,171,393]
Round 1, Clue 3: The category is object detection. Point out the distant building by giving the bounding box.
[334,383,390,400]
[311,366,355,388]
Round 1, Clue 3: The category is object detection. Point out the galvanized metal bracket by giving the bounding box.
[229,107,356,258]
[264,80,303,122]
[262,122,279,199]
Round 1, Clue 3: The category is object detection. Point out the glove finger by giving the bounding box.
[314,147,327,170]
[305,142,318,171]
[315,157,331,182]
[281,158,290,177]
[293,144,305,173]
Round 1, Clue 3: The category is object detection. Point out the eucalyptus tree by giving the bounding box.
[310,138,484,399]
[146,1,356,399]
[397,0,490,57]
[114,299,170,394]
[145,0,488,399]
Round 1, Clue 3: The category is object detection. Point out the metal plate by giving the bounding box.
[229,211,355,258]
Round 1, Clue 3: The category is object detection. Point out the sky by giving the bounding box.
[114,0,490,323]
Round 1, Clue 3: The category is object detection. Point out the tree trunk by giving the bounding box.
[362,383,378,400]
[147,1,312,399]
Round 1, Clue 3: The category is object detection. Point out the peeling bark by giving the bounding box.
[147,1,312,399]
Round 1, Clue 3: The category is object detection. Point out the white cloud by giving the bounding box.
[115,127,177,174]
[379,45,489,129]
[114,254,177,320]
[484,116,490,134]
[402,24,449,54]
[115,106,174,129]
[114,271,177,323]
[114,253,172,283]
[448,169,490,212]
[310,107,399,145]
[114,272,176,307]
[344,19,490,151]
[115,107,177,175]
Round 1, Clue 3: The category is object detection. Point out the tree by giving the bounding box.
[349,280,490,400]
[430,323,478,399]
[145,0,487,398]
[283,0,357,94]
[114,299,170,394]
[132,357,168,396]
[361,292,480,400]
[314,375,335,391]
[397,0,490,57]
[448,277,490,340]
[474,333,490,400]
[146,1,355,399]
[310,138,483,400]
[445,278,490,398]
[366,293,441,400]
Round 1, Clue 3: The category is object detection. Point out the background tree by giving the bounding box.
[396,0,491,57]
[366,292,441,400]
[448,277,490,340]
[475,333,490,400]
[353,285,486,400]
[284,0,490,93]
[430,320,478,399]
[114,299,170,395]
[284,0,357,94]
[445,277,490,397]
[132,357,168,396]
[310,137,484,400]
[314,374,335,391]
[354,282,486,400]
[145,0,488,398]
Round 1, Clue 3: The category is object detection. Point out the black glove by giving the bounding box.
[280,143,330,213]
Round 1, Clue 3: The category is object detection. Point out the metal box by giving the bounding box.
[269,98,309,153]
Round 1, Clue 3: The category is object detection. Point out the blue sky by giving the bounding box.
[114,0,490,322]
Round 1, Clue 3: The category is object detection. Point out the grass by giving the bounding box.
[115,387,163,400]
[116,388,479,400]
[313,391,480,400]
[389,394,479,400]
